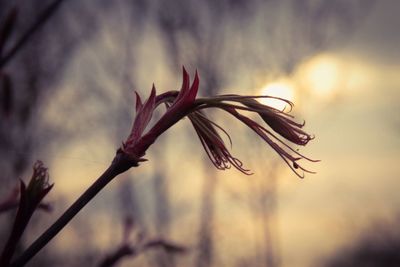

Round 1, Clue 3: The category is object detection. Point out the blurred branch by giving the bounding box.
[98,216,187,267]
[0,0,65,69]
[0,7,17,57]
[98,245,134,267]
[99,240,187,267]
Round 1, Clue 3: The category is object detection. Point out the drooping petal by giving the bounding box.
[188,111,250,175]
[223,107,315,178]
[239,98,313,145]
[260,111,312,145]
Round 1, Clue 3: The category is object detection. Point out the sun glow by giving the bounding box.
[299,54,343,98]
[259,79,295,110]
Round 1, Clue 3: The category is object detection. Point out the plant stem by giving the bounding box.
[10,154,134,267]
[0,199,27,267]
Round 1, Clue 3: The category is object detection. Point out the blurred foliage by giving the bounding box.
[322,217,400,267]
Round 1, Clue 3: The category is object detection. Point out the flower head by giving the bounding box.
[121,67,317,177]
[14,160,53,219]
[0,161,53,266]
[121,68,198,162]
[21,161,53,215]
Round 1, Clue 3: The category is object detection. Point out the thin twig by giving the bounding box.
[0,0,65,68]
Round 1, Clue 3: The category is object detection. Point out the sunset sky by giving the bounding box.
[5,0,399,266]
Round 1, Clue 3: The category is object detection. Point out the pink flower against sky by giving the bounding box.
[122,67,317,177]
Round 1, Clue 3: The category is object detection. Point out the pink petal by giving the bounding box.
[186,70,199,104]
[135,91,143,113]
[130,85,156,141]
[176,66,190,101]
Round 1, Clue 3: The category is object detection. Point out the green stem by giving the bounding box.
[10,153,134,267]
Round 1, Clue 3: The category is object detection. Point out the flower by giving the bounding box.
[23,161,53,209]
[121,69,198,161]
[0,161,53,266]
[14,160,53,229]
[0,183,51,214]
[192,94,318,177]
[120,67,317,177]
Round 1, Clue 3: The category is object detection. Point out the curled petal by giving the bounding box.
[26,161,53,203]
[155,90,179,107]
[240,98,313,145]
[196,94,294,111]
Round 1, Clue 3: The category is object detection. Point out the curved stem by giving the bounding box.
[10,154,134,267]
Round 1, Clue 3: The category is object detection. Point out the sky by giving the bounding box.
[10,0,399,266]
[274,1,400,265]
